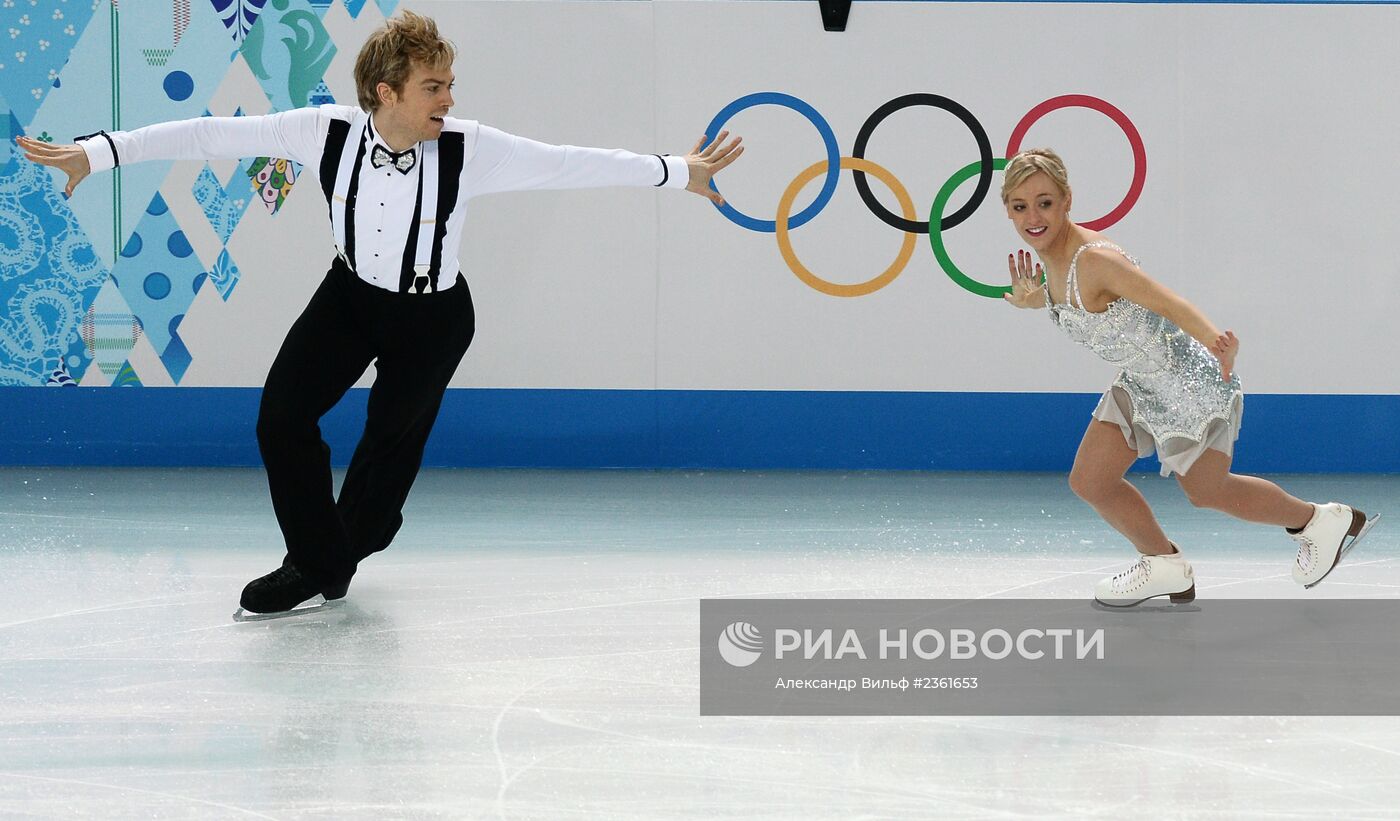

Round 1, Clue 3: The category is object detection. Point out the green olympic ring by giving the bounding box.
[928,157,1009,299]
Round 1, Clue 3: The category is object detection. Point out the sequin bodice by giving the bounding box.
[1046,241,1242,443]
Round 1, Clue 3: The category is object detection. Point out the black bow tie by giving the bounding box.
[371,144,417,174]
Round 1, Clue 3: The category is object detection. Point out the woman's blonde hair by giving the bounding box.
[353,10,456,112]
[1001,148,1070,203]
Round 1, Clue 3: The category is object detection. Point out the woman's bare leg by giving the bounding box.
[1174,449,1314,529]
[1068,420,1175,555]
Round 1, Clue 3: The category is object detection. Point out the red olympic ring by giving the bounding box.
[1004,94,1146,232]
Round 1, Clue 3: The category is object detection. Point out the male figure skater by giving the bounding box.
[17,11,743,619]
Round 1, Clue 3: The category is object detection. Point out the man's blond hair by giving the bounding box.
[353,10,456,112]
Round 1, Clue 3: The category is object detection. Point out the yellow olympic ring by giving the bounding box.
[776,157,917,298]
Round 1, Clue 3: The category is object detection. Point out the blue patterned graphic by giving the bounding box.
[0,156,108,385]
[206,247,241,300]
[240,0,336,112]
[83,277,141,381]
[162,318,193,382]
[3,1,389,388]
[113,360,143,387]
[110,192,205,377]
[46,362,77,386]
[210,0,269,45]
[0,91,11,167]
[27,2,249,275]
[190,155,247,303]
[192,162,251,243]
[308,79,333,106]
[0,0,100,124]
[163,70,195,101]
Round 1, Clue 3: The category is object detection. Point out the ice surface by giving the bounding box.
[1,468,1396,818]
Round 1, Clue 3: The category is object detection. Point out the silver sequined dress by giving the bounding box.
[1046,241,1243,477]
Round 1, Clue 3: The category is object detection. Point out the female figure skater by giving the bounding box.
[1000,148,1376,606]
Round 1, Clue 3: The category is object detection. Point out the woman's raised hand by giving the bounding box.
[1003,249,1045,309]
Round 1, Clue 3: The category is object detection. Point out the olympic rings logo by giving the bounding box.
[703,92,1147,298]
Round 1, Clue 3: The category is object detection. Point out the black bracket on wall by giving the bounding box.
[819,0,852,31]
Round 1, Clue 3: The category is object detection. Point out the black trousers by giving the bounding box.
[256,259,476,585]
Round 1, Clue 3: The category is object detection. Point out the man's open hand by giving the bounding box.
[15,136,92,197]
[684,131,743,206]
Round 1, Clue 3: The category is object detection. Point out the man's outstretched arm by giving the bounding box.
[463,123,743,204]
[14,107,329,198]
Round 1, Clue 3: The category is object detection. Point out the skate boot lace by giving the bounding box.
[1111,557,1151,593]
[1291,532,1317,574]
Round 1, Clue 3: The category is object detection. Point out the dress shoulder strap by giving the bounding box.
[1066,241,1129,310]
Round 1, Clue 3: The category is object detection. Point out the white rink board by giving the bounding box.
[178,1,1400,394]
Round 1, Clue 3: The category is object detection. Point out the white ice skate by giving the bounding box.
[232,595,344,622]
[1291,502,1379,589]
[1094,547,1196,607]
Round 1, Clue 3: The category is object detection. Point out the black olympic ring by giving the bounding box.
[850,93,994,235]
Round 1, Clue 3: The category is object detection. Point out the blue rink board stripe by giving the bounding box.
[0,387,1395,472]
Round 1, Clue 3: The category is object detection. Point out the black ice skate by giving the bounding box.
[233,564,349,622]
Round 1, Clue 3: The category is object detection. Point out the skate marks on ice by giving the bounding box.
[2,468,1400,817]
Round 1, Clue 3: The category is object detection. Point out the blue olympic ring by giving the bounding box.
[703,92,840,233]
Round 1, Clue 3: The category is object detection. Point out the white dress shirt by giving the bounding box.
[78,105,690,292]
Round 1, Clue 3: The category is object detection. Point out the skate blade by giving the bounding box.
[1093,584,1197,609]
[232,595,344,622]
[1305,514,1381,590]
[1341,514,1380,560]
